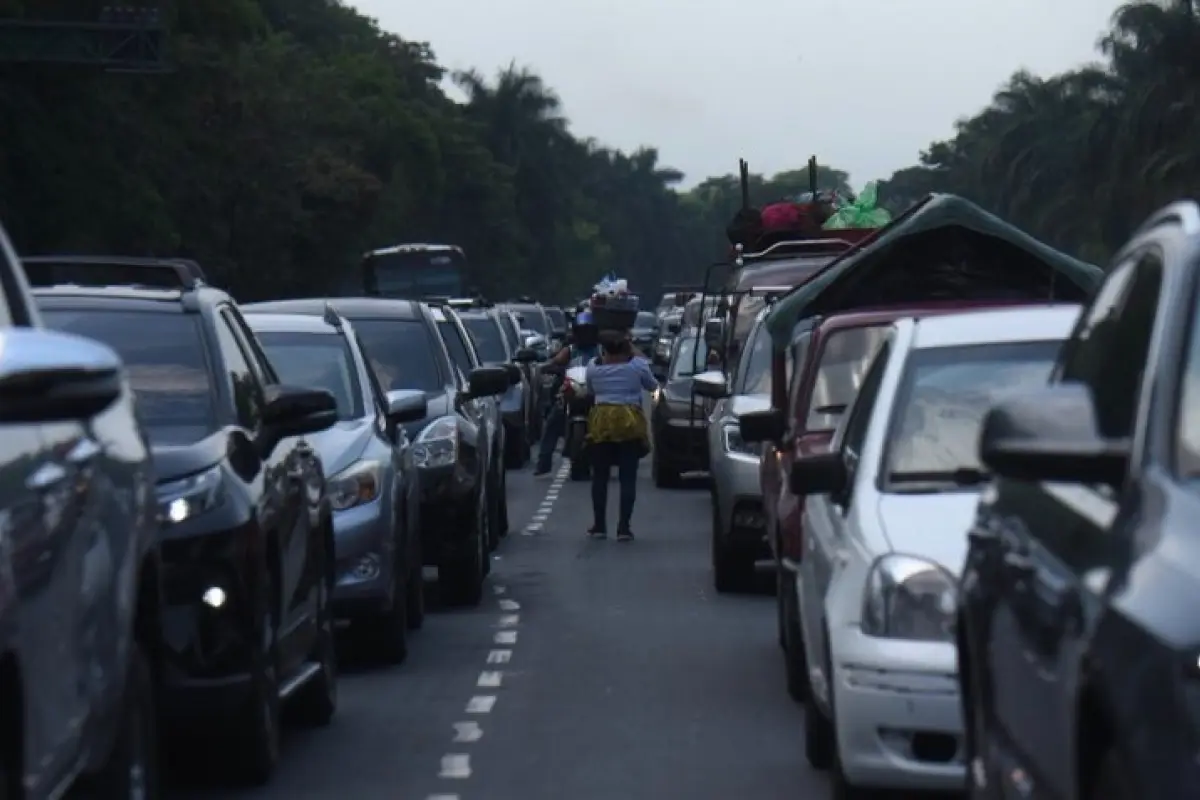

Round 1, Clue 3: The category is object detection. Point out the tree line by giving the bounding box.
[877,0,1196,265]
[0,0,1176,303]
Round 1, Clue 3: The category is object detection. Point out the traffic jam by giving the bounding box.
[0,163,1194,799]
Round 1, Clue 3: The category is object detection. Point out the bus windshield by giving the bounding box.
[364,245,466,298]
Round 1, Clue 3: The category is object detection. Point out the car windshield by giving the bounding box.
[882,340,1061,491]
[545,308,566,332]
[806,325,891,431]
[255,331,363,420]
[41,309,217,445]
[516,308,547,334]
[739,322,773,395]
[671,335,712,378]
[349,318,443,393]
[462,316,509,363]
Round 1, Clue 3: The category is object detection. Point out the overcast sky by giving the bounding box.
[352,0,1122,189]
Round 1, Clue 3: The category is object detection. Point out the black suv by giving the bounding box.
[243,299,511,607]
[451,301,539,468]
[29,256,339,785]
[0,248,164,797]
[959,201,1200,800]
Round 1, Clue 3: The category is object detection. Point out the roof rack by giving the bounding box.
[737,238,857,266]
[23,255,207,290]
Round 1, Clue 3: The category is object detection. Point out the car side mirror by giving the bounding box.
[385,389,427,424]
[514,347,538,364]
[0,329,122,422]
[739,408,785,444]
[692,369,728,399]
[260,384,337,452]
[465,366,511,399]
[980,383,1128,486]
[789,452,847,497]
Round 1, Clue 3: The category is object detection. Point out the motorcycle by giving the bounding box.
[561,359,594,481]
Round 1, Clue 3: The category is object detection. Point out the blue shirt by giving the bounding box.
[586,356,657,405]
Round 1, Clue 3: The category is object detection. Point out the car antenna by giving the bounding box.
[323,302,343,331]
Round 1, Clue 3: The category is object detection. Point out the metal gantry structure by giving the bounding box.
[0,2,168,72]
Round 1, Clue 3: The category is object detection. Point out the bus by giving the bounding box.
[361,243,467,298]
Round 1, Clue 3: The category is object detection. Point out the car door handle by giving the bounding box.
[66,437,101,466]
[26,462,67,492]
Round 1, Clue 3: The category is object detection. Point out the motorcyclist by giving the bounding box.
[534,310,600,477]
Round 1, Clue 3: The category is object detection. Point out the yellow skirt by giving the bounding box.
[587,403,650,449]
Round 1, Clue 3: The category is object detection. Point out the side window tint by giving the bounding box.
[1059,252,1162,439]
[839,339,892,458]
[356,334,388,413]
[806,325,890,432]
[214,313,263,429]
[786,333,813,434]
[224,307,278,385]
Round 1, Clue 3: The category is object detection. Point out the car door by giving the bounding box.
[800,338,893,698]
[985,249,1162,798]
[768,330,814,563]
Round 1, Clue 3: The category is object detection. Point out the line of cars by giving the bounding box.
[688,195,1200,798]
[0,243,561,798]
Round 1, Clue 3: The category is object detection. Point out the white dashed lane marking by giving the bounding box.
[430,463,566,799]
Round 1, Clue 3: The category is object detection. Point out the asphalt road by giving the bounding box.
[171,462,834,800]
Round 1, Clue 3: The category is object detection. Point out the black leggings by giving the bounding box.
[590,440,641,534]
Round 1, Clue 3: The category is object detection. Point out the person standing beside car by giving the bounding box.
[534,311,600,477]
[584,331,656,541]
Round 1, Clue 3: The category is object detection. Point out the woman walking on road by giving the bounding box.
[585,331,657,541]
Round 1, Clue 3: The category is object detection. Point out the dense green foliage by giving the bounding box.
[2,1,1177,301]
[0,0,834,302]
[877,0,1197,264]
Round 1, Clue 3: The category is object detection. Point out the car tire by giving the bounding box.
[232,574,282,786]
[368,551,410,665]
[781,577,808,704]
[503,426,526,469]
[86,644,160,798]
[440,501,486,607]
[804,633,836,771]
[712,506,754,593]
[292,573,338,725]
[498,471,510,536]
[1091,748,1134,800]
[652,439,682,488]
[406,554,426,630]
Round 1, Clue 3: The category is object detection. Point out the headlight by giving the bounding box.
[328,459,382,511]
[412,416,458,469]
[861,554,957,641]
[157,465,223,524]
[722,422,759,457]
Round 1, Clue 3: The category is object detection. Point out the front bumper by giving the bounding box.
[157,524,259,721]
[418,464,478,564]
[656,417,709,471]
[832,626,965,792]
[330,498,393,614]
[710,451,767,552]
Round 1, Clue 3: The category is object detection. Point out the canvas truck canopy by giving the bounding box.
[764,194,1103,349]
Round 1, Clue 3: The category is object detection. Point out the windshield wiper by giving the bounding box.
[886,468,991,489]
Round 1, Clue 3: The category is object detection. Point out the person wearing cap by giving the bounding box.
[533,310,600,476]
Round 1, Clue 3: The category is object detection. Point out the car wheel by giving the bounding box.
[367,548,409,665]
[652,439,682,488]
[782,577,808,704]
[712,505,754,593]
[293,573,338,725]
[503,426,526,469]
[406,552,426,630]
[86,644,160,798]
[440,500,486,607]
[233,573,281,786]
[498,470,510,536]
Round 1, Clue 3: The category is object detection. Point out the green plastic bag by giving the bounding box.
[822,181,892,229]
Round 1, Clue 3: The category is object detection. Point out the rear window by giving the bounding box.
[545,308,566,331]
[41,308,217,445]
[516,308,547,334]
[462,316,509,363]
[349,318,443,393]
[806,325,890,431]
[255,331,363,420]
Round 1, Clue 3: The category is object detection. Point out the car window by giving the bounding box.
[786,331,814,435]
[256,331,364,420]
[737,321,774,395]
[519,308,547,334]
[437,319,476,381]
[497,313,520,351]
[355,333,389,415]
[1057,252,1162,439]
[215,313,265,430]
[350,318,444,393]
[224,306,280,385]
[546,308,566,332]
[840,339,893,459]
[670,335,712,378]
[635,312,657,328]
[806,325,890,432]
[882,340,1062,489]
[1176,278,1200,477]
[462,316,509,363]
[42,308,218,444]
